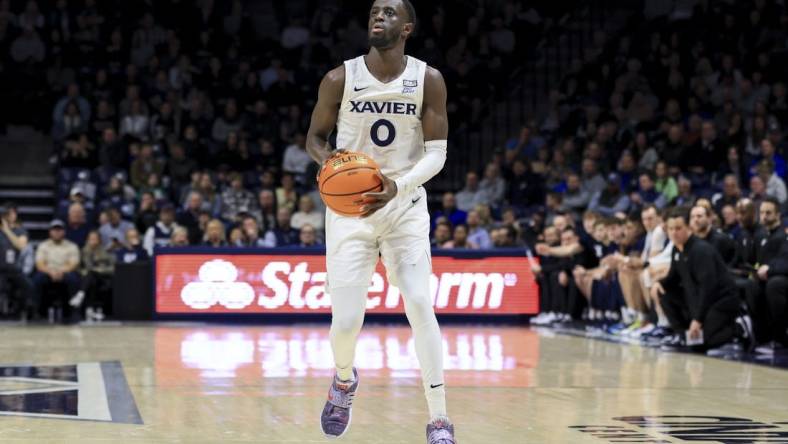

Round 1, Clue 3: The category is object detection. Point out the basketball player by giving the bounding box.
[305,1,454,442]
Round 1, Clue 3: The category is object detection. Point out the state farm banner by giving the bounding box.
[155,249,538,315]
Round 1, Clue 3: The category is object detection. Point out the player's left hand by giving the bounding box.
[360,171,397,218]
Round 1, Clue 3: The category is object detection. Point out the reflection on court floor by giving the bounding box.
[154,326,538,387]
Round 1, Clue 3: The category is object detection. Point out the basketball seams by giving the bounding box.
[322,183,383,197]
[319,166,381,193]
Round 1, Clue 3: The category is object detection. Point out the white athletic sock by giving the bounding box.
[394,253,447,420]
[328,285,368,381]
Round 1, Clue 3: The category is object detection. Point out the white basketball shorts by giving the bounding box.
[325,185,430,291]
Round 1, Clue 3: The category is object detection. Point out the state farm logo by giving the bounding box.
[180,260,518,311]
[181,259,255,309]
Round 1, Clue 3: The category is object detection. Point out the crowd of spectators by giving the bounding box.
[0,0,556,321]
[505,1,788,356]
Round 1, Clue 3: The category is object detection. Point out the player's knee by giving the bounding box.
[331,312,364,335]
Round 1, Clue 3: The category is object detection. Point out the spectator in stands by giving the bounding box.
[53,101,87,141]
[674,176,696,206]
[220,172,257,223]
[33,219,81,316]
[712,174,743,214]
[104,173,137,205]
[130,144,164,189]
[282,133,311,184]
[196,173,221,217]
[99,208,133,248]
[65,202,90,247]
[98,128,127,172]
[60,134,97,169]
[630,172,667,210]
[120,99,150,141]
[211,99,242,143]
[563,173,590,213]
[236,214,265,247]
[432,192,466,228]
[750,139,786,179]
[52,83,90,129]
[177,191,204,245]
[491,225,519,247]
[0,203,35,317]
[652,208,751,351]
[456,171,487,212]
[167,143,197,193]
[263,207,299,247]
[143,204,179,255]
[276,173,298,213]
[299,224,321,247]
[756,159,787,204]
[256,189,278,232]
[133,192,158,234]
[139,173,169,202]
[654,161,678,204]
[506,157,543,209]
[466,210,492,249]
[78,230,114,322]
[479,163,506,209]
[588,173,630,217]
[115,228,148,263]
[203,219,227,248]
[580,158,606,196]
[720,203,739,232]
[291,195,323,232]
[442,224,478,249]
[431,221,452,248]
[170,227,190,247]
[749,175,768,207]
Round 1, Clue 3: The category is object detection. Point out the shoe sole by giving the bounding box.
[322,377,359,439]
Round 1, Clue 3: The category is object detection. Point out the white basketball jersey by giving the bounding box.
[336,55,427,180]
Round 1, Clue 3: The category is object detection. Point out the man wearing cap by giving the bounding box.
[0,202,35,317]
[588,173,631,217]
[33,220,81,315]
[143,204,180,255]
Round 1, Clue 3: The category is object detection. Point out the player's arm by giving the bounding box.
[361,67,448,217]
[306,65,345,165]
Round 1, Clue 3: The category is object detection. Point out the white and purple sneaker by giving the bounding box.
[320,368,359,439]
[427,416,457,443]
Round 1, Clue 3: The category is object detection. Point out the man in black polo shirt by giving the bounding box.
[651,207,752,352]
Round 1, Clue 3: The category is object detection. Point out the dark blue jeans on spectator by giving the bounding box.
[32,271,81,311]
[0,262,37,312]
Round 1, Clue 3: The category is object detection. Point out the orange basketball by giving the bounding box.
[318,151,382,217]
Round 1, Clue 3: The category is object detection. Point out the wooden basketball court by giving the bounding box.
[1,323,787,443]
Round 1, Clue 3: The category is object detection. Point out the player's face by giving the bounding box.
[368,0,410,49]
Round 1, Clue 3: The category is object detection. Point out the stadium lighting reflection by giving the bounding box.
[178,330,519,378]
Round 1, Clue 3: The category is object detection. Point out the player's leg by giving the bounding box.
[392,251,446,419]
[321,211,378,438]
[329,285,368,381]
